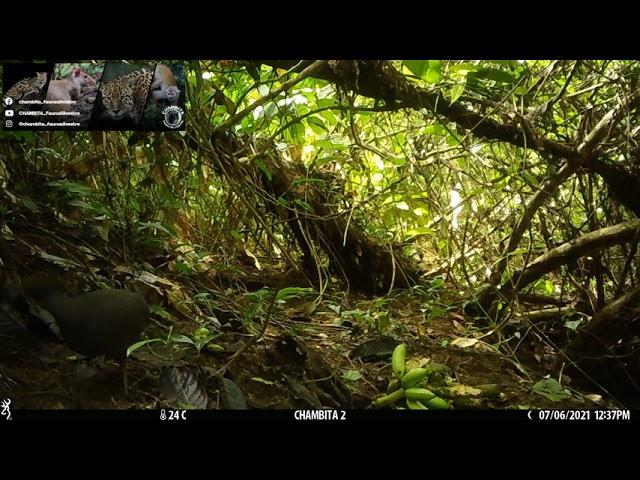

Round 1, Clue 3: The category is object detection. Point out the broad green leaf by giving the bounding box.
[342,370,364,381]
[522,172,538,185]
[425,61,442,83]
[532,378,571,402]
[127,338,163,357]
[449,62,479,74]
[473,68,515,84]
[307,120,327,135]
[21,197,40,212]
[254,158,272,181]
[404,60,441,83]
[404,60,430,78]
[222,378,247,409]
[276,287,315,302]
[565,319,582,331]
[318,108,338,126]
[169,334,196,345]
[426,305,447,322]
[286,123,305,144]
[294,199,312,211]
[423,124,448,136]
[447,133,462,146]
[450,83,465,103]
[47,180,94,196]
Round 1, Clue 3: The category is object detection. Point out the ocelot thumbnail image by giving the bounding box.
[2,64,52,128]
[1,62,185,131]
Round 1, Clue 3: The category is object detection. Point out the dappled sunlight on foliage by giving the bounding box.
[1,60,639,411]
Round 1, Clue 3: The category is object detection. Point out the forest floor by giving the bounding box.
[3,274,618,411]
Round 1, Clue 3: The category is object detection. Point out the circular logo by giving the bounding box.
[162,105,184,129]
[4,97,13,106]
[5,119,13,128]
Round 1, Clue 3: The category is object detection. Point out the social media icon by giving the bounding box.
[4,97,13,106]
[5,120,13,128]
[5,110,13,117]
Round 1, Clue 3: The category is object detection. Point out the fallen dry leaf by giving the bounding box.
[451,337,479,348]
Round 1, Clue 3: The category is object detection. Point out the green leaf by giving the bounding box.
[522,172,538,185]
[532,378,571,402]
[389,156,407,166]
[294,199,312,211]
[564,319,582,331]
[254,158,272,181]
[307,122,325,135]
[375,311,390,331]
[342,370,363,381]
[449,62,478,75]
[450,83,465,103]
[316,136,348,150]
[318,108,338,125]
[205,343,224,352]
[425,61,442,83]
[405,226,434,240]
[222,378,247,409]
[0,130,36,142]
[341,309,366,322]
[68,200,94,210]
[138,221,172,236]
[174,260,193,275]
[307,116,327,133]
[33,147,66,160]
[251,377,276,386]
[21,197,40,212]
[423,124,448,136]
[544,280,555,295]
[169,334,196,345]
[286,122,305,144]
[473,68,515,84]
[276,287,315,302]
[127,338,163,357]
[404,60,441,83]
[47,179,94,196]
[151,304,172,320]
[404,60,430,78]
[291,177,326,188]
[426,305,446,322]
